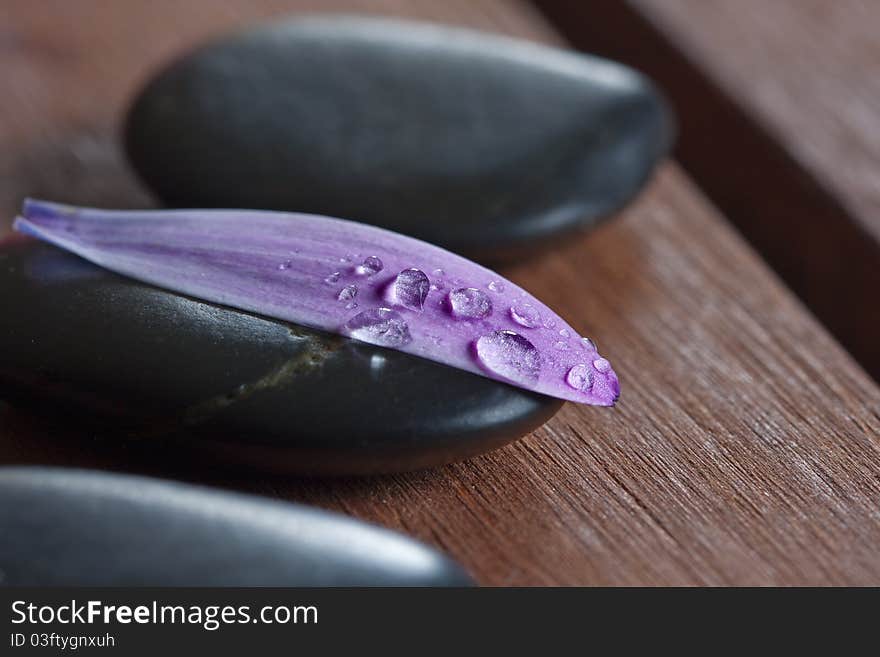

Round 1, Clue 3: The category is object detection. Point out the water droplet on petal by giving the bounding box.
[582,337,596,351]
[277,259,292,271]
[448,287,492,319]
[559,328,571,338]
[510,303,541,328]
[593,357,611,373]
[355,255,383,276]
[554,341,568,350]
[433,268,445,276]
[389,268,430,311]
[566,364,594,391]
[474,330,541,386]
[543,317,557,329]
[337,284,358,302]
[345,301,358,310]
[324,271,341,284]
[343,308,412,347]
[487,280,505,293]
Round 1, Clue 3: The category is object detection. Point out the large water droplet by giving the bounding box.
[474,330,541,386]
[343,308,412,347]
[355,255,383,276]
[390,268,430,311]
[487,280,505,293]
[566,364,594,391]
[337,284,358,302]
[510,303,541,328]
[448,287,492,319]
[324,271,341,284]
[582,337,596,351]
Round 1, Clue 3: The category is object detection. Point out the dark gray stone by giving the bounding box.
[124,16,672,259]
[0,239,562,474]
[0,467,472,585]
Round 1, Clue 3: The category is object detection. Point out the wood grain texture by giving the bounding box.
[635,0,880,236]
[2,0,880,585]
[535,0,880,381]
[631,0,880,384]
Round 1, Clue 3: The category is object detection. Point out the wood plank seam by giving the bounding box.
[532,0,880,383]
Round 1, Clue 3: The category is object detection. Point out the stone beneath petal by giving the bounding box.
[124,16,672,259]
[0,240,562,474]
[0,467,472,585]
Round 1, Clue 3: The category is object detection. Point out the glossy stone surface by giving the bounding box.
[0,239,562,474]
[124,16,672,259]
[0,467,472,585]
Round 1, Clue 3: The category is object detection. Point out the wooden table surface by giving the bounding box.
[2,0,880,586]
[537,0,880,381]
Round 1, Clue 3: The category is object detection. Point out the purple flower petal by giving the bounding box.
[13,199,619,405]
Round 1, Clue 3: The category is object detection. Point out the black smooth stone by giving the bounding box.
[124,16,672,259]
[0,467,472,585]
[0,239,562,474]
